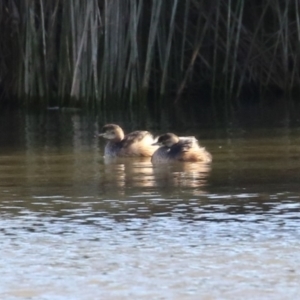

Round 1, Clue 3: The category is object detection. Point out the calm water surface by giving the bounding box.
[1,110,300,299]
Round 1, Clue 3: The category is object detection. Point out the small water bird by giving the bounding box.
[98,124,159,157]
[151,133,212,163]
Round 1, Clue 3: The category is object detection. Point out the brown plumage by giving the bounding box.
[151,133,212,163]
[98,124,159,157]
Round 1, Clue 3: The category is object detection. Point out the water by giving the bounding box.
[1,109,300,299]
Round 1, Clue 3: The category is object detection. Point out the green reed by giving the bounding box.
[0,0,300,108]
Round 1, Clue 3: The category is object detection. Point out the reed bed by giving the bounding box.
[0,0,300,107]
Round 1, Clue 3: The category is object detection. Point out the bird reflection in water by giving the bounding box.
[152,162,211,195]
[102,157,155,195]
[102,156,211,196]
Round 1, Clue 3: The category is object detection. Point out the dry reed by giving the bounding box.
[0,0,299,107]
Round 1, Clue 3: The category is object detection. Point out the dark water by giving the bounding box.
[0,109,300,299]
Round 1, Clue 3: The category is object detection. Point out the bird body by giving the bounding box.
[99,124,158,157]
[151,133,212,163]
